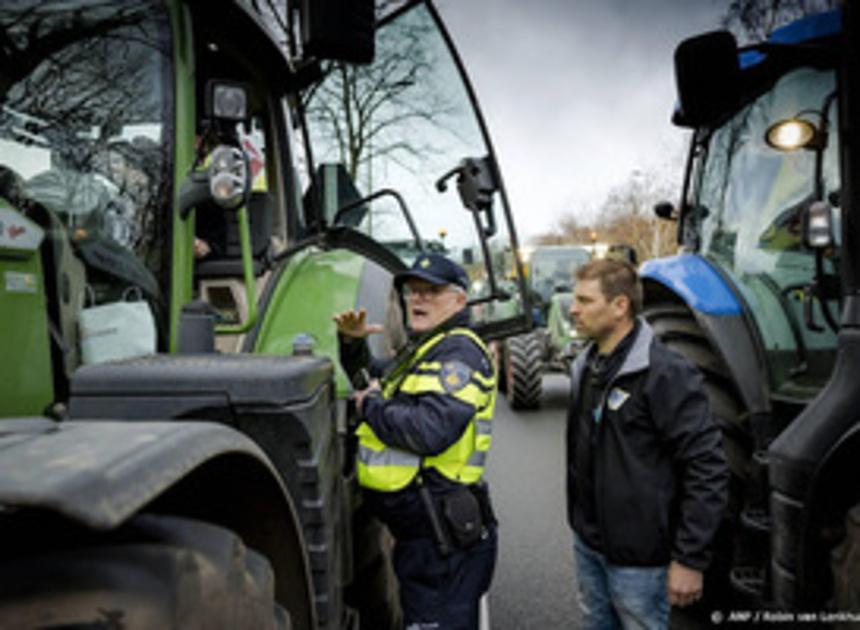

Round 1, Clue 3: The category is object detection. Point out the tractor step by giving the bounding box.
[741,507,772,534]
[730,566,766,599]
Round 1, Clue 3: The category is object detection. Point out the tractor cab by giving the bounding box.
[298,0,529,342]
[668,11,842,400]
[0,0,531,414]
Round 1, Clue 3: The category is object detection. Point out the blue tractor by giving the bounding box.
[642,3,860,611]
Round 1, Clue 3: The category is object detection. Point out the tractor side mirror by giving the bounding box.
[299,0,375,64]
[436,156,498,237]
[674,31,739,127]
[654,201,676,220]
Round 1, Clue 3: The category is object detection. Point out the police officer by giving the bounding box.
[334,253,497,630]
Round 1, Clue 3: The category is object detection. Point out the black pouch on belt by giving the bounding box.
[470,481,497,528]
[440,485,483,549]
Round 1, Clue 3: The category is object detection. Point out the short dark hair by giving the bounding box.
[575,258,642,317]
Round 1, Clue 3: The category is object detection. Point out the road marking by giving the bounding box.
[480,594,490,630]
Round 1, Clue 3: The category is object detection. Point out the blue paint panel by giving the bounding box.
[640,254,742,316]
[740,10,841,68]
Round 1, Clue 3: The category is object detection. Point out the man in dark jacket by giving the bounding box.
[566,259,728,629]
[334,253,497,630]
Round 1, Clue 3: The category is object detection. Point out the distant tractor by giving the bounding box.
[503,245,591,409]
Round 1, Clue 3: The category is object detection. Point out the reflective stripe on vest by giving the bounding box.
[356,327,497,492]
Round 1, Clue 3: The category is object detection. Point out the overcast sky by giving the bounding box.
[434,0,727,243]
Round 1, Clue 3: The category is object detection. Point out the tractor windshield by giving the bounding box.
[529,247,592,304]
[691,66,840,394]
[302,0,526,332]
[0,0,172,312]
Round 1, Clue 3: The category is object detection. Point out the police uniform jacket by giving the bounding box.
[566,318,728,571]
[340,309,495,540]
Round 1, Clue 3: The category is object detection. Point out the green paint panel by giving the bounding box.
[253,248,364,397]
[0,254,54,416]
[167,0,198,352]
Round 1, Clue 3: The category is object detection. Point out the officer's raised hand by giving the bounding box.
[332,308,383,338]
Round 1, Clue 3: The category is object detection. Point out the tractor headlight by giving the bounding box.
[765,118,820,151]
[208,145,248,209]
[210,83,248,121]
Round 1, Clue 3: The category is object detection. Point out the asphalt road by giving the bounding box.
[485,373,580,629]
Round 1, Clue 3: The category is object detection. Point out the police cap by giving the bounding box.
[394,253,469,292]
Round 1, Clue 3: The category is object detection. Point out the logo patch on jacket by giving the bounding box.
[607,387,630,411]
[440,360,472,393]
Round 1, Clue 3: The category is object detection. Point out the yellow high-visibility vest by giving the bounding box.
[356,327,496,492]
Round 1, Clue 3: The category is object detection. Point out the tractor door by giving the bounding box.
[301,0,530,340]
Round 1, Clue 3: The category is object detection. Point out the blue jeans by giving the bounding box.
[573,534,669,630]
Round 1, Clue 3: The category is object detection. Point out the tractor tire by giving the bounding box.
[347,508,402,630]
[831,503,860,627]
[0,513,290,630]
[506,332,543,410]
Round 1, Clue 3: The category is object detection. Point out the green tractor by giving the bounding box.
[0,1,530,627]
[642,3,860,612]
[502,245,591,409]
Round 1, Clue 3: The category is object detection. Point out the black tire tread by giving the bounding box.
[506,332,543,409]
[0,513,289,630]
[831,503,860,627]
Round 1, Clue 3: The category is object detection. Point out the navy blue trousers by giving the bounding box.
[393,527,497,630]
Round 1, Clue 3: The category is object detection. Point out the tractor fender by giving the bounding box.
[641,253,769,416]
[0,418,290,530]
[249,246,403,396]
[0,417,317,627]
[640,253,742,316]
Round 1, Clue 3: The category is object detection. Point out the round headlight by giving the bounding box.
[208,145,247,209]
[765,118,818,151]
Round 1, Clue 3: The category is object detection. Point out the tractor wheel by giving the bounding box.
[347,507,403,630]
[0,513,290,630]
[831,503,860,627]
[506,332,543,409]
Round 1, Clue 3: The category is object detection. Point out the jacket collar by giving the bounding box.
[570,317,653,394]
[383,308,471,381]
[616,317,652,379]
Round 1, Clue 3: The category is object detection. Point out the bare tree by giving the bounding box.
[719,0,840,43]
[302,10,457,183]
[532,166,680,262]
